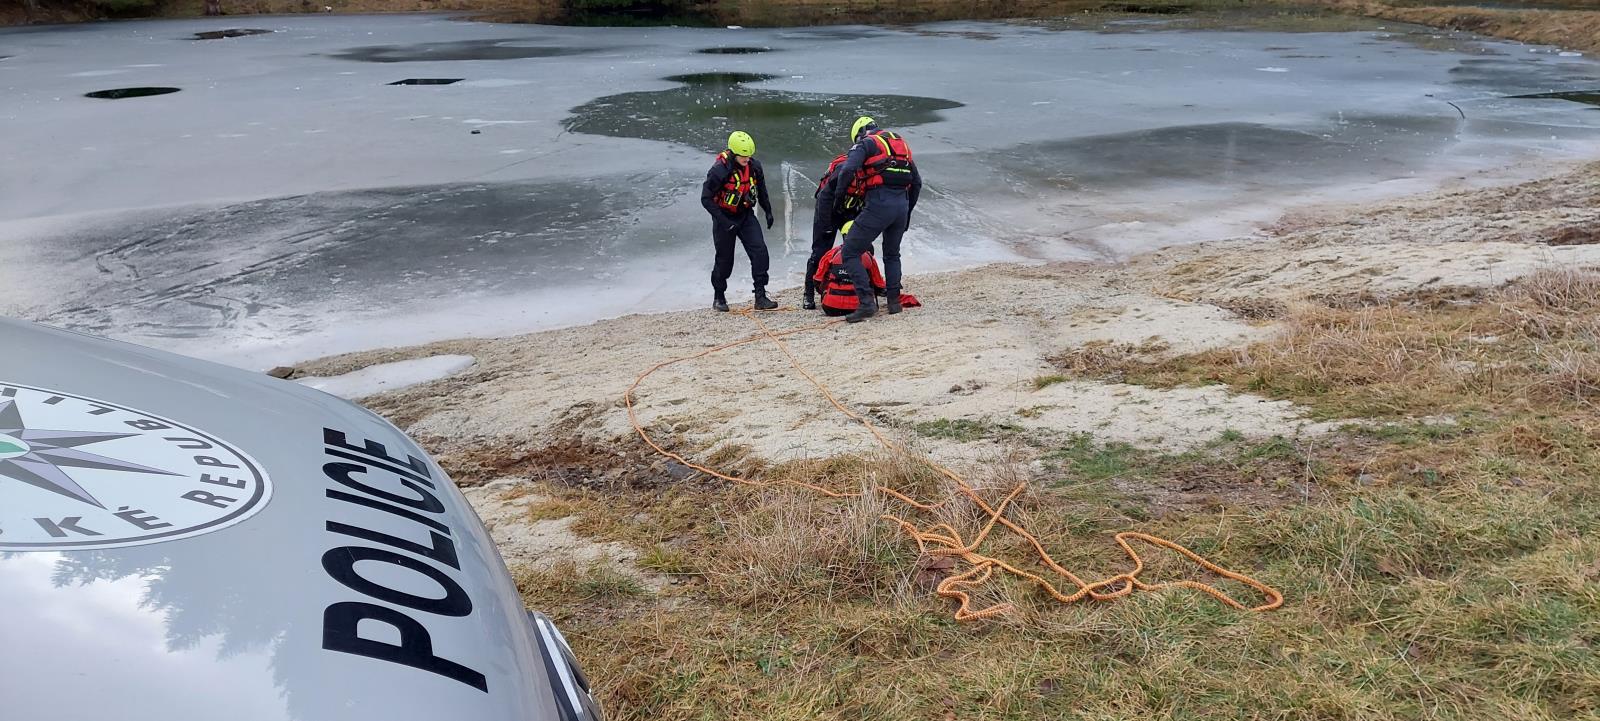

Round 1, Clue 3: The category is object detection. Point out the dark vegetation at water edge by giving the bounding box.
[3,0,1595,55]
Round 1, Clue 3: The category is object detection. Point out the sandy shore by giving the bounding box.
[295,159,1600,576]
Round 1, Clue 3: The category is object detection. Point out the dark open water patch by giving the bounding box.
[696,47,773,55]
[389,78,464,85]
[330,39,594,63]
[193,29,273,40]
[564,71,962,163]
[989,116,1460,193]
[663,72,779,86]
[1511,90,1600,107]
[85,87,181,100]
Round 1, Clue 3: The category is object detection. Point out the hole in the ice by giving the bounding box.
[389,78,465,85]
[193,29,274,40]
[85,87,181,99]
[662,72,778,86]
[1510,90,1600,107]
[696,47,773,55]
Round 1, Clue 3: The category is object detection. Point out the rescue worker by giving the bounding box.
[824,116,922,323]
[803,150,868,310]
[813,221,885,317]
[701,130,778,312]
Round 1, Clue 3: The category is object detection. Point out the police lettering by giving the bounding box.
[323,602,487,691]
[317,428,485,692]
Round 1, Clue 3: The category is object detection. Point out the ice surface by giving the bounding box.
[296,354,475,398]
[2,15,1598,368]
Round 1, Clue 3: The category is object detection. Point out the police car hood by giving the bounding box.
[0,318,582,721]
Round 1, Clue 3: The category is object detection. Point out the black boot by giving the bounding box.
[845,299,877,324]
[886,291,902,315]
[802,280,817,310]
[713,294,729,313]
[753,290,778,311]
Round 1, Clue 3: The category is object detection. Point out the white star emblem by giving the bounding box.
[0,399,180,509]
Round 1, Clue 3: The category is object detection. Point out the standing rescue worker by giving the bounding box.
[825,116,922,323]
[803,151,868,310]
[813,221,884,317]
[702,130,778,312]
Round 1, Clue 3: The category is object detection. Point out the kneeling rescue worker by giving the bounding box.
[702,130,778,312]
[825,116,922,323]
[804,147,869,310]
[813,221,884,317]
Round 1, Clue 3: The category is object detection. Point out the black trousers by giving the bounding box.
[805,203,859,293]
[710,212,769,295]
[839,190,908,308]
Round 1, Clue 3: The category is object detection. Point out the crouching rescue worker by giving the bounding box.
[826,116,922,323]
[702,130,778,312]
[803,150,868,310]
[813,221,882,317]
[814,221,921,318]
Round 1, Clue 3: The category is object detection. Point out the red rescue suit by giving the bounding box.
[813,246,885,316]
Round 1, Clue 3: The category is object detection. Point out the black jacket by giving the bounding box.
[828,132,922,213]
[701,153,773,220]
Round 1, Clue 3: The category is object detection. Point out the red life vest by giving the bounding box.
[813,246,885,312]
[817,153,867,211]
[714,151,757,213]
[859,130,915,190]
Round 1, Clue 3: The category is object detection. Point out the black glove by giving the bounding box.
[764,210,775,230]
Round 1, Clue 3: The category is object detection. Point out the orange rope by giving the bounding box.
[624,306,1284,620]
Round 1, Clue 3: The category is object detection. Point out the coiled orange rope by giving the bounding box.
[624,307,1283,620]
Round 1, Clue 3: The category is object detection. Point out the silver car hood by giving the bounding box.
[0,318,593,721]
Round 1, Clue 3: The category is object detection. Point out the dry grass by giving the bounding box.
[1075,270,1600,419]
[1320,1,1600,54]
[491,268,1600,720]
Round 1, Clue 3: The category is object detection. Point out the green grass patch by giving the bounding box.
[911,418,1020,442]
[1033,374,1069,390]
[1048,433,1149,481]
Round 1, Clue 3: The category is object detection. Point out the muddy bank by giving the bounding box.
[1320,1,1600,54]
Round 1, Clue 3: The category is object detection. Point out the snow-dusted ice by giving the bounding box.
[296,354,476,398]
[1,14,1597,368]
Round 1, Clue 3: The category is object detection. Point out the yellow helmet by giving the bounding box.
[727,130,755,157]
[850,116,876,142]
[840,220,855,236]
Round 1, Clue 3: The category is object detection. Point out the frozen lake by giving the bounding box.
[1,13,1597,368]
